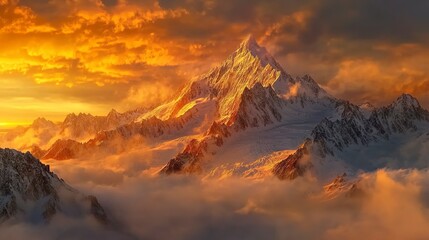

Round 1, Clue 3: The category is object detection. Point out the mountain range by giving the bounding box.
[1,35,429,195]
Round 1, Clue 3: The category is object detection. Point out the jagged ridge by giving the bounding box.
[0,148,107,223]
[273,94,429,180]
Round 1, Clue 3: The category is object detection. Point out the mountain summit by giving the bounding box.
[142,36,328,125]
[237,34,285,71]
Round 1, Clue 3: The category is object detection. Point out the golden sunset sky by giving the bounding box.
[1,0,429,128]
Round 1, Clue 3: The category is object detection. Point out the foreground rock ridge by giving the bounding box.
[0,148,107,223]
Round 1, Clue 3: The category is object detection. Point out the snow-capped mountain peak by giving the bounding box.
[31,117,56,129]
[107,108,119,117]
[391,93,421,112]
[236,34,284,71]
[359,102,375,110]
[359,102,375,118]
[240,34,258,49]
[143,35,295,123]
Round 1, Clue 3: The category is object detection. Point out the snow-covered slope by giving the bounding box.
[0,148,107,224]
[273,94,429,182]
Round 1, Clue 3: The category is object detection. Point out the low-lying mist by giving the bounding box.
[3,149,429,240]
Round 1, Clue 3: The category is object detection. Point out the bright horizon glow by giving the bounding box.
[0,122,30,130]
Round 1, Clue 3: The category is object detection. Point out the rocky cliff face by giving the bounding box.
[228,83,285,130]
[0,148,107,224]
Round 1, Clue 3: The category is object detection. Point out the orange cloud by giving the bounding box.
[324,43,429,106]
[1,0,429,127]
[0,0,197,125]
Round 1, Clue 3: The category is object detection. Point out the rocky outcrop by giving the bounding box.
[0,148,107,223]
[272,140,312,180]
[322,173,363,199]
[228,83,284,130]
[42,139,86,160]
[160,139,209,174]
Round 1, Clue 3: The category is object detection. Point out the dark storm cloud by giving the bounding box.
[101,0,119,7]
[306,0,429,44]
[158,0,206,11]
[19,0,55,14]
[150,0,429,70]
[158,0,309,20]
[188,0,427,42]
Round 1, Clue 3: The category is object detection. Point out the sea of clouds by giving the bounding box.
[2,147,429,240]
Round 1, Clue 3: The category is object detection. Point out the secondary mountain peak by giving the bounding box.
[31,117,55,129]
[386,93,428,121]
[393,93,420,108]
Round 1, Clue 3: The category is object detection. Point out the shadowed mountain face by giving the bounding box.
[0,148,107,224]
[1,36,429,184]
